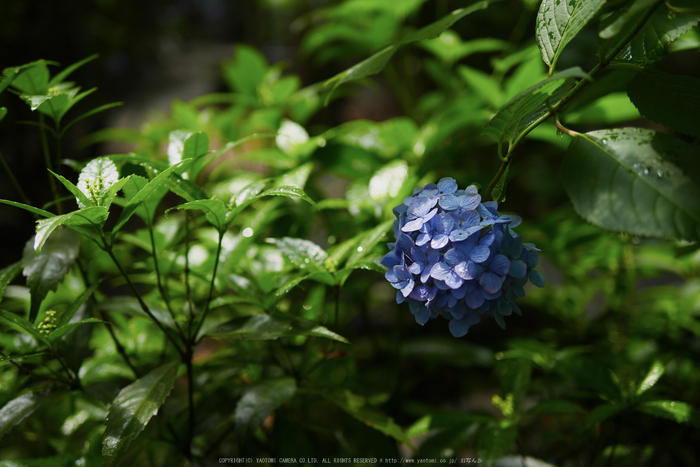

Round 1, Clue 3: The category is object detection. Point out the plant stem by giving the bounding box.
[38,114,62,214]
[191,230,224,343]
[185,347,195,459]
[0,151,32,206]
[148,223,184,339]
[106,248,185,358]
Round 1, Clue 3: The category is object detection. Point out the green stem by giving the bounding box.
[0,151,32,206]
[148,223,184,339]
[38,114,62,214]
[191,230,224,344]
[185,348,195,459]
[106,248,185,358]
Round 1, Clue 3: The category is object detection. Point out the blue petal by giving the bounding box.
[402,218,425,232]
[448,318,471,337]
[438,194,460,211]
[393,265,412,281]
[453,261,471,280]
[400,277,415,297]
[435,213,455,233]
[407,263,422,275]
[466,290,485,309]
[414,305,432,325]
[430,262,451,281]
[449,230,469,242]
[471,245,491,263]
[444,248,467,265]
[445,272,463,290]
[430,234,450,250]
[528,270,545,287]
[385,269,398,283]
[490,254,511,276]
[480,271,503,294]
[525,250,539,269]
[508,259,527,279]
[437,177,458,194]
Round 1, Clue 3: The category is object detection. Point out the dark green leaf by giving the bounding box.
[62,101,123,135]
[234,377,296,437]
[0,350,49,364]
[207,312,348,343]
[627,68,700,138]
[0,262,22,303]
[599,0,659,40]
[50,170,92,209]
[321,389,411,445]
[102,362,179,466]
[536,0,606,70]
[526,399,586,415]
[121,176,168,223]
[22,227,81,322]
[10,62,49,95]
[0,393,43,441]
[55,284,99,328]
[0,107,6,122]
[580,403,628,432]
[561,128,700,241]
[482,67,590,155]
[636,400,700,426]
[611,4,700,66]
[169,199,228,232]
[34,207,108,253]
[501,359,532,410]
[478,419,518,460]
[320,1,491,103]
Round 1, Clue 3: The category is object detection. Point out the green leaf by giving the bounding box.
[637,360,665,396]
[50,170,92,209]
[48,318,107,344]
[234,377,296,437]
[580,403,628,432]
[258,185,319,211]
[457,65,504,108]
[113,159,194,234]
[268,237,328,272]
[599,0,658,40]
[0,107,7,122]
[491,163,510,202]
[526,399,586,415]
[345,219,393,268]
[34,207,108,253]
[0,309,49,346]
[0,262,22,303]
[102,362,178,466]
[636,400,700,426]
[0,350,49,364]
[0,393,43,442]
[478,419,518,461]
[55,284,100,328]
[48,54,99,87]
[207,312,349,343]
[611,4,700,66]
[0,199,55,219]
[22,227,81,322]
[320,1,491,103]
[536,0,606,71]
[169,199,229,232]
[10,62,49,95]
[627,68,700,138]
[222,45,270,96]
[62,101,123,135]
[321,389,411,445]
[76,157,120,208]
[121,176,167,223]
[501,359,532,410]
[482,67,590,155]
[561,128,700,241]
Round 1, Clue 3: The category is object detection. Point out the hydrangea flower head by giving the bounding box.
[382,177,544,337]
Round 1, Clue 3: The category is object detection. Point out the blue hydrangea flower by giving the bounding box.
[381,177,544,337]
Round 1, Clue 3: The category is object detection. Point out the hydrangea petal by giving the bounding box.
[471,245,491,263]
[508,259,527,279]
[528,270,545,287]
[448,318,471,337]
[490,254,511,276]
[480,271,502,294]
[437,177,458,194]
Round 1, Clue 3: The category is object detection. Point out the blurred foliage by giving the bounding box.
[1,0,700,466]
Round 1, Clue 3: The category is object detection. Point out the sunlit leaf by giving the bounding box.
[77,157,120,208]
[0,309,49,346]
[636,400,700,426]
[268,237,328,272]
[637,360,665,395]
[535,0,606,70]
[48,318,107,344]
[234,377,296,437]
[561,128,700,241]
[102,362,178,466]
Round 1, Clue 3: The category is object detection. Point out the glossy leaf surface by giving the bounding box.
[234,377,296,437]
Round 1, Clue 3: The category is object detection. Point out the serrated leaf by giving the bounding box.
[611,4,700,66]
[48,318,107,343]
[113,159,194,234]
[207,312,349,343]
[0,393,43,441]
[22,227,81,322]
[627,69,700,138]
[320,1,491,103]
[561,128,700,241]
[321,389,411,445]
[234,377,296,437]
[482,67,589,154]
[77,157,120,208]
[102,362,178,466]
[636,400,700,426]
[536,0,606,70]
[50,170,92,209]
